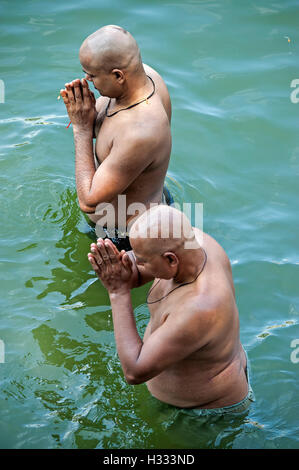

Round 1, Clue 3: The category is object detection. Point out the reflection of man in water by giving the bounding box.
[87,206,254,415]
[60,25,172,251]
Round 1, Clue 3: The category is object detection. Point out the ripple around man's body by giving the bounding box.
[1,0,299,450]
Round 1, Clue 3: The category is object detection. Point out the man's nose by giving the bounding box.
[85,74,92,81]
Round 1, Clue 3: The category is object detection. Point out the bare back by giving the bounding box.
[143,229,248,408]
[88,64,172,227]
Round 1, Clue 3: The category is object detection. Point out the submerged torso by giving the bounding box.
[143,229,248,408]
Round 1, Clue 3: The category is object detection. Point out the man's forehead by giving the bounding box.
[79,42,92,60]
[82,66,96,75]
[81,58,102,76]
[130,235,162,259]
[79,46,101,70]
[130,239,148,261]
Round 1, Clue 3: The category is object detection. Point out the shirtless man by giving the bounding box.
[87,206,254,412]
[60,25,172,250]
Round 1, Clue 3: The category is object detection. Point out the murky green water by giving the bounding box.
[0,0,298,449]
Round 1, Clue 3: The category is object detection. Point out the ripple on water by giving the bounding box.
[1,0,299,450]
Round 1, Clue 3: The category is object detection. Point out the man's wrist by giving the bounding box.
[109,289,131,300]
[73,125,93,138]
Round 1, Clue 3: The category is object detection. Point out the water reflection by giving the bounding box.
[26,187,100,305]
[25,185,257,449]
[137,393,253,448]
[23,187,155,448]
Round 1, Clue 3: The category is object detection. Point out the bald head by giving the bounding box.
[80,25,142,74]
[129,205,200,256]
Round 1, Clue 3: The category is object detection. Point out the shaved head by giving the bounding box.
[80,25,142,74]
[129,205,200,256]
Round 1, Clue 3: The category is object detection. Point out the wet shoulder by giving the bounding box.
[193,228,236,308]
[195,228,231,271]
[143,63,171,122]
[94,96,110,136]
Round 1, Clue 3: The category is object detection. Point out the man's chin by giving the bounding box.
[91,85,101,95]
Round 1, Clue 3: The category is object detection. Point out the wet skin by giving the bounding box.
[60,64,172,230]
[87,229,249,409]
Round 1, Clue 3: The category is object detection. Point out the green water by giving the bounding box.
[1,0,299,449]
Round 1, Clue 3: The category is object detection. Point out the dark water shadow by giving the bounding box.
[25,187,101,304]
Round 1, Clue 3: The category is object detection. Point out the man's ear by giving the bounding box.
[162,252,178,267]
[111,69,125,83]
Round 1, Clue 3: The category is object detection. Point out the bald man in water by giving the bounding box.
[87,206,254,413]
[60,25,172,249]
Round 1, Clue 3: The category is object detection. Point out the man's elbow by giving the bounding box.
[78,194,114,214]
[125,374,145,386]
[124,370,148,386]
[126,377,140,386]
[78,199,96,214]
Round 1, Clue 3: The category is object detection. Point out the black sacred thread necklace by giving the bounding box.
[146,248,208,305]
[105,75,155,117]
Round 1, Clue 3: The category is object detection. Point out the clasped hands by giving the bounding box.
[60,78,97,132]
[88,238,135,295]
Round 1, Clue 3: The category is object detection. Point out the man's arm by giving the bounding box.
[74,128,156,213]
[93,96,107,139]
[60,79,156,214]
[88,240,210,385]
[109,291,208,385]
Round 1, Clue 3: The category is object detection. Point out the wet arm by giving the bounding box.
[73,127,97,213]
[109,291,209,385]
[109,291,144,383]
[89,242,208,385]
[74,130,155,213]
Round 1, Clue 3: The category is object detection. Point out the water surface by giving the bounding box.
[0,0,298,449]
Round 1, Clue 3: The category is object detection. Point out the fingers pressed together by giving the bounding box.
[59,78,95,106]
[88,239,125,272]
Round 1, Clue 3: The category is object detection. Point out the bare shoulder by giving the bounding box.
[113,105,169,152]
[143,63,171,122]
[194,228,236,308]
[143,63,166,86]
[195,228,232,270]
[94,95,110,137]
[172,282,237,348]
[175,291,219,324]
[95,95,109,114]
[163,295,218,350]
[114,118,163,153]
